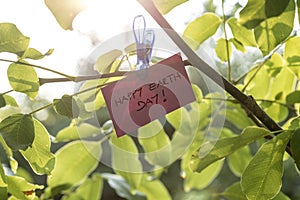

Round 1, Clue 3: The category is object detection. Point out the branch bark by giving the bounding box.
[137,0,282,133]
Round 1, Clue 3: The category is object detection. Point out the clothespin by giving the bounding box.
[133,15,155,71]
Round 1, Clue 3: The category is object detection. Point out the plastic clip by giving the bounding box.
[133,15,155,71]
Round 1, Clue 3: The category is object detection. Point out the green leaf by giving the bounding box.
[167,106,198,161]
[21,48,53,60]
[7,62,39,99]
[284,36,300,78]
[139,177,171,200]
[166,107,183,130]
[265,63,295,101]
[286,90,300,105]
[0,165,6,187]
[0,135,18,173]
[47,141,102,188]
[153,0,188,14]
[2,95,18,107]
[101,173,146,200]
[215,38,232,62]
[77,80,99,103]
[63,173,103,200]
[0,114,34,151]
[254,0,295,55]
[227,145,252,177]
[16,167,34,183]
[190,127,271,173]
[0,23,29,56]
[77,74,121,115]
[244,65,271,99]
[241,131,293,200]
[53,95,79,119]
[227,18,256,47]
[265,53,284,78]
[55,122,101,142]
[44,0,86,30]
[286,117,300,130]
[263,63,294,122]
[225,103,254,130]
[0,95,5,108]
[239,0,290,29]
[0,187,7,200]
[138,121,171,167]
[124,43,136,55]
[183,13,221,50]
[264,103,289,123]
[298,0,300,24]
[221,182,247,200]
[229,38,246,52]
[183,159,224,192]
[239,1,265,28]
[46,184,72,198]
[221,178,290,200]
[84,90,106,112]
[222,179,290,200]
[291,129,300,170]
[110,133,143,192]
[273,192,291,200]
[94,49,123,73]
[264,0,290,18]
[20,119,55,175]
[191,84,203,103]
[7,176,43,199]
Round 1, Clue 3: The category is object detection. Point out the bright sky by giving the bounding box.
[0,0,205,102]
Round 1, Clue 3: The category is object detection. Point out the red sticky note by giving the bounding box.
[101,54,196,137]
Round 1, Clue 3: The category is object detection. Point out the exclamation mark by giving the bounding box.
[162,89,167,102]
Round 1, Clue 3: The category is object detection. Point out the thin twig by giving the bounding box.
[71,81,118,97]
[2,90,13,95]
[206,97,295,110]
[28,81,116,115]
[235,33,294,86]
[0,58,75,80]
[28,103,53,115]
[233,65,258,84]
[221,0,232,82]
[241,61,267,92]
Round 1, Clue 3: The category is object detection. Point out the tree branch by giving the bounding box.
[39,62,193,85]
[137,0,282,133]
[39,71,128,85]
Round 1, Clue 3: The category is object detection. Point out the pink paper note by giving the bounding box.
[101,54,196,137]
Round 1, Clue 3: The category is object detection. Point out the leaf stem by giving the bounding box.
[255,99,295,110]
[2,90,13,95]
[233,65,258,84]
[28,103,53,115]
[28,81,117,115]
[241,60,267,92]
[205,97,295,110]
[235,34,294,85]
[221,0,231,82]
[71,81,118,97]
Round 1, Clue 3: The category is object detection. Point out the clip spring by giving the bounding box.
[133,15,155,71]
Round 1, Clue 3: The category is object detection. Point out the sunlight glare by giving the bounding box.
[73,0,147,41]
